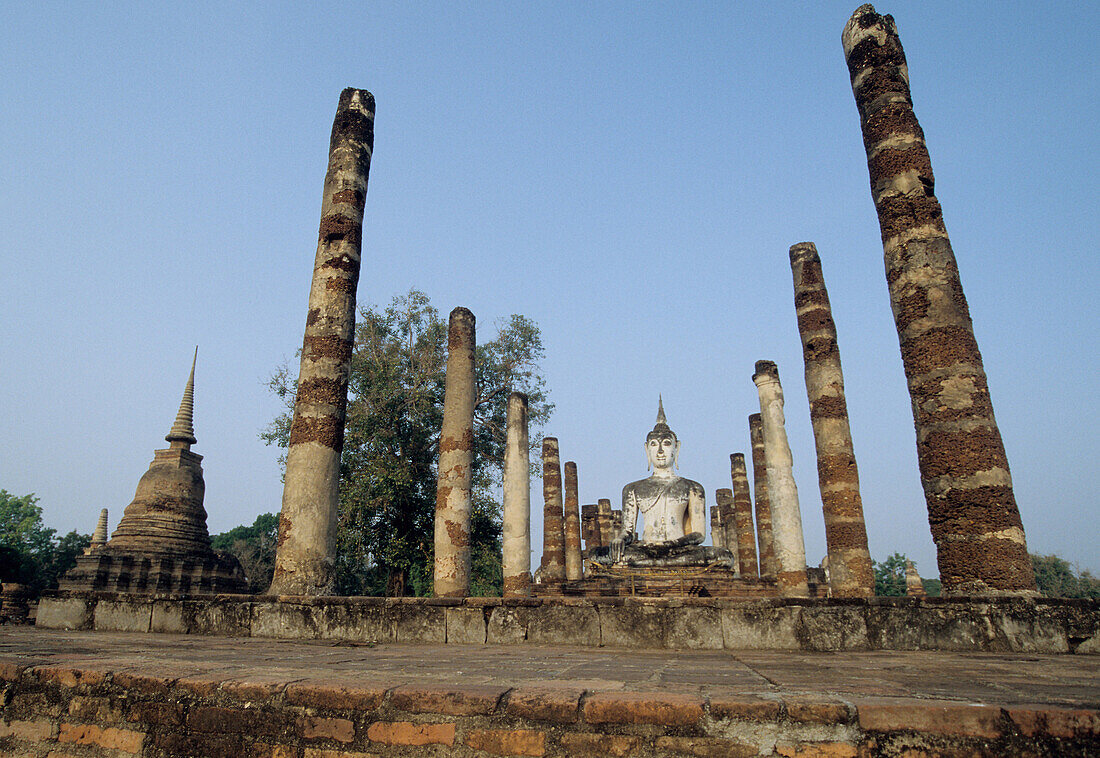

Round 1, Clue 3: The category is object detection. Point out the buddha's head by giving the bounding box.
[645,397,680,472]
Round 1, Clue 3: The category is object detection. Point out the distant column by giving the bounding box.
[597,499,613,546]
[270,88,374,596]
[749,414,777,579]
[730,453,759,579]
[753,361,809,597]
[713,490,733,555]
[843,6,1035,595]
[710,505,725,549]
[433,307,476,598]
[502,391,531,598]
[581,504,600,550]
[541,438,566,587]
[790,241,874,597]
[563,461,583,581]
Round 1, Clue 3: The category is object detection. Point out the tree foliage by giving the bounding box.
[0,490,90,596]
[1031,553,1100,599]
[210,513,278,593]
[263,290,552,596]
[873,552,909,597]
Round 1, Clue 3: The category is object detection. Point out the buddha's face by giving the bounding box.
[646,434,679,472]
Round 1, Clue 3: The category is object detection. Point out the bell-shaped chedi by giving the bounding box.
[58,350,247,595]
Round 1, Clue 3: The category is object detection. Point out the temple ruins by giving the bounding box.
[57,352,247,595]
[36,3,1090,662]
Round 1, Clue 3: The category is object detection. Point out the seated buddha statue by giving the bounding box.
[590,399,735,569]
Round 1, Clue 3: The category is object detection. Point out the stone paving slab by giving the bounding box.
[2,627,1097,708]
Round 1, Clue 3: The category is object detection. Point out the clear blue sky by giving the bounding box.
[2,2,1097,578]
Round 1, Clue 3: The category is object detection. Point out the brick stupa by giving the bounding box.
[59,351,247,594]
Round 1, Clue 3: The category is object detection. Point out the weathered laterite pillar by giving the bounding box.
[581,504,600,550]
[710,505,725,549]
[563,461,583,581]
[270,88,374,596]
[730,453,759,578]
[502,391,531,598]
[714,491,733,554]
[597,498,614,547]
[790,241,874,597]
[541,438,566,588]
[433,307,477,597]
[749,414,777,579]
[753,361,809,597]
[843,6,1035,595]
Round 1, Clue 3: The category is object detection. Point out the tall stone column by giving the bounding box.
[581,504,600,550]
[270,89,374,596]
[730,453,759,579]
[753,361,809,597]
[714,490,734,555]
[433,308,477,597]
[541,438,566,587]
[563,462,583,581]
[502,391,531,598]
[843,6,1035,595]
[790,241,874,597]
[597,499,613,546]
[749,414,777,579]
[709,505,725,549]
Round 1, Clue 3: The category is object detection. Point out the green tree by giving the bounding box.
[211,513,279,593]
[0,490,90,595]
[872,552,909,597]
[1031,553,1100,598]
[264,290,551,596]
[42,530,91,589]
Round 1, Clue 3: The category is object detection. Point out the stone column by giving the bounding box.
[541,438,566,587]
[709,505,725,549]
[753,361,809,597]
[581,504,600,550]
[502,391,531,598]
[597,499,613,546]
[843,6,1035,595]
[270,88,374,596]
[749,414,777,579]
[712,490,733,554]
[433,308,477,597]
[790,241,874,597]
[730,453,759,579]
[563,462,583,581]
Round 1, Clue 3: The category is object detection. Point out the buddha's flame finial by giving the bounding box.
[166,347,198,448]
[649,395,674,439]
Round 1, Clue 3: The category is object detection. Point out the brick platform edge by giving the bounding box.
[35,594,1100,653]
[1,660,1097,757]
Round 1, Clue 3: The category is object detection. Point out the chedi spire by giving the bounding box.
[166,347,198,448]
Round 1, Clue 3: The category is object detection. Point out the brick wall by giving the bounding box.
[1,661,1097,757]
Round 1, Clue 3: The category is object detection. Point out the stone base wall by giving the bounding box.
[35,592,1100,653]
[1,658,1098,757]
[59,550,248,595]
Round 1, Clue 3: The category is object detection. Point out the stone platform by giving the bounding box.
[1,626,1098,756]
[34,592,1100,653]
